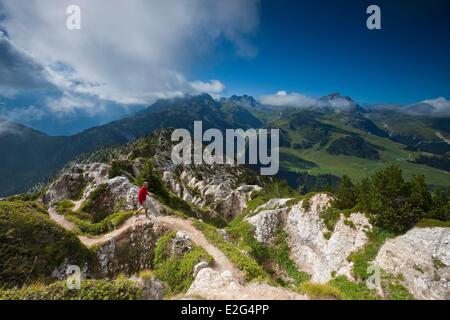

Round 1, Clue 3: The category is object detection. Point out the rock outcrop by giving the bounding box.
[187,268,306,300]
[43,161,165,216]
[247,209,283,243]
[130,276,165,300]
[248,194,371,283]
[246,198,293,243]
[95,218,160,278]
[286,194,370,283]
[375,227,450,300]
[171,231,192,256]
[42,163,109,205]
[162,166,261,220]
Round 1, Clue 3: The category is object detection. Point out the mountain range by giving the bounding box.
[0,93,449,196]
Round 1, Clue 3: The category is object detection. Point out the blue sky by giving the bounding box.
[0,0,449,135]
[192,0,450,104]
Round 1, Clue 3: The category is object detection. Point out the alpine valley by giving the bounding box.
[0,93,449,300]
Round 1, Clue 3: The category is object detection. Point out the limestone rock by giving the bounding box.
[285,193,370,283]
[253,198,292,212]
[171,231,192,256]
[187,269,241,298]
[375,227,450,300]
[43,162,110,206]
[187,268,306,300]
[130,276,165,300]
[95,218,157,278]
[247,209,284,243]
[193,261,210,278]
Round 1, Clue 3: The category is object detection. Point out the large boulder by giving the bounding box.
[375,227,450,300]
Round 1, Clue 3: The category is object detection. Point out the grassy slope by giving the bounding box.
[277,113,449,186]
[0,201,94,288]
[366,110,450,141]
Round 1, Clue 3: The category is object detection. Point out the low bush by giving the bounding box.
[65,211,134,235]
[193,221,266,281]
[79,183,113,222]
[55,199,75,215]
[0,277,142,300]
[347,227,395,281]
[298,282,342,300]
[329,276,379,300]
[319,207,341,232]
[152,231,212,296]
[416,218,450,228]
[108,160,134,179]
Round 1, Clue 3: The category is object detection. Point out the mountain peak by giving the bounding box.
[404,97,450,116]
[320,92,353,102]
[0,119,48,137]
[318,93,367,113]
[226,94,259,108]
[421,97,449,107]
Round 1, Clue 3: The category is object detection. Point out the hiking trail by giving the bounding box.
[47,206,307,300]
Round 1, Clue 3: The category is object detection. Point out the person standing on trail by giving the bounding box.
[137,182,151,217]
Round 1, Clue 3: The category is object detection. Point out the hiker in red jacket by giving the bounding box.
[137,182,151,217]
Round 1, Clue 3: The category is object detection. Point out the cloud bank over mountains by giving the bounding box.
[259,91,360,111]
[259,90,450,116]
[0,0,259,110]
[0,0,448,135]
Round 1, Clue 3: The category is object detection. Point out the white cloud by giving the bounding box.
[259,90,360,112]
[190,80,225,94]
[0,119,23,136]
[0,0,260,107]
[45,93,101,116]
[326,97,354,109]
[0,36,56,96]
[259,91,318,108]
[422,97,450,111]
[0,105,47,122]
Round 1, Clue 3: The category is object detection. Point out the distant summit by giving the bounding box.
[227,95,260,109]
[319,92,368,113]
[404,97,450,117]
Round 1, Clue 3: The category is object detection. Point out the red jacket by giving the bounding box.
[138,186,148,203]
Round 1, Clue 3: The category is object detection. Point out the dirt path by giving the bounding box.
[47,207,242,277]
[152,215,244,281]
[47,208,307,299]
[73,200,83,211]
[48,206,145,247]
[48,207,76,231]
[78,216,146,247]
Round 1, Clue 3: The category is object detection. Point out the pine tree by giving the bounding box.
[335,175,357,209]
[429,188,450,221]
